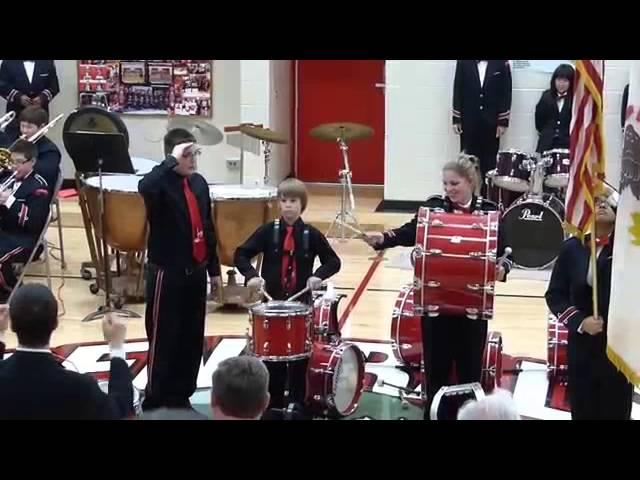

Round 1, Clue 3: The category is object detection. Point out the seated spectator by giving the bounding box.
[140,407,209,421]
[210,356,270,420]
[0,284,134,419]
[457,388,521,420]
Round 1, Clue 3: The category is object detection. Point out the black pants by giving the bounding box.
[0,236,32,303]
[263,358,308,410]
[569,356,633,420]
[461,123,500,198]
[422,315,488,419]
[142,263,207,411]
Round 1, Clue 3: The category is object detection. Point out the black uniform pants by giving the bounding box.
[569,357,633,420]
[0,235,33,303]
[460,122,500,198]
[142,263,207,411]
[422,315,488,419]
[263,359,308,411]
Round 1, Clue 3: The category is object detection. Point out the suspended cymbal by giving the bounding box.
[167,117,224,146]
[310,122,373,142]
[239,125,288,144]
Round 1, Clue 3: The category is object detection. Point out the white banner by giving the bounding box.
[608,60,640,385]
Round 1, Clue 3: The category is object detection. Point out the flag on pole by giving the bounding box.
[565,60,606,237]
[607,61,640,386]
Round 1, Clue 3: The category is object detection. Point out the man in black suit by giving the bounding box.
[452,60,512,196]
[0,284,134,420]
[0,60,59,140]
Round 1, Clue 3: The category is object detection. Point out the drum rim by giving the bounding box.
[391,284,416,366]
[209,184,278,200]
[326,342,365,416]
[250,301,312,316]
[542,148,570,155]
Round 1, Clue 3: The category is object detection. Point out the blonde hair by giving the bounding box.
[442,153,482,196]
[277,177,308,212]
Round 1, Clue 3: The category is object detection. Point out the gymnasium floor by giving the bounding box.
[1,183,550,361]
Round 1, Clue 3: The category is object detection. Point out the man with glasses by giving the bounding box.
[138,128,222,411]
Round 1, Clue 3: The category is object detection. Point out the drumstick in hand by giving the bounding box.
[335,220,368,239]
[260,288,273,302]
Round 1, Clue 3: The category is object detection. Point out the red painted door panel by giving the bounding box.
[296,60,385,184]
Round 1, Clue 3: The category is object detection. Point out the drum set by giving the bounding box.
[487,148,570,269]
[246,287,365,419]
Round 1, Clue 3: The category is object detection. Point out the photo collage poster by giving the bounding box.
[77,60,213,117]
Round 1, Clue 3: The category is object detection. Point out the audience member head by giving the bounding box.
[210,356,270,420]
[457,388,520,420]
[9,284,58,348]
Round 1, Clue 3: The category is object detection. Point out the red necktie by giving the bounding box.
[595,235,610,247]
[454,204,470,214]
[281,225,297,294]
[183,177,207,264]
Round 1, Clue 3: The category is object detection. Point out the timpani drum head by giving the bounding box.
[209,184,277,200]
[84,174,141,193]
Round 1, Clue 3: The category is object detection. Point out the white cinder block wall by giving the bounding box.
[384,60,631,202]
[0,60,292,186]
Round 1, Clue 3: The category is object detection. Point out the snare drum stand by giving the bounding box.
[82,157,140,322]
[326,137,362,240]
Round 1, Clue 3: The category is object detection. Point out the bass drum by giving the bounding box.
[502,194,566,269]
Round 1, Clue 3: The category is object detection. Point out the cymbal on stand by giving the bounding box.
[167,117,224,146]
[310,122,373,142]
[239,125,288,144]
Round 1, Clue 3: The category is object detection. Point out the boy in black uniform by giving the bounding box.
[17,106,61,190]
[138,129,222,411]
[234,178,341,411]
[0,140,51,303]
[0,60,59,140]
[545,187,633,420]
[452,60,512,196]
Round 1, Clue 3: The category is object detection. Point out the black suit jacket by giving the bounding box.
[234,217,341,301]
[535,89,572,153]
[0,346,134,420]
[452,60,512,130]
[33,135,62,190]
[0,170,51,249]
[621,83,629,129]
[0,60,59,117]
[545,236,613,371]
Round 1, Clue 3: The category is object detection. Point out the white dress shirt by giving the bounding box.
[477,61,488,88]
[23,61,35,83]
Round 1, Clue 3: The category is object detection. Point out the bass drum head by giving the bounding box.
[502,194,565,269]
[332,344,364,415]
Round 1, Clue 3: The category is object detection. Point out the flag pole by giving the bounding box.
[589,215,599,320]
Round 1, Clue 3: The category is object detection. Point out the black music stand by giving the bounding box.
[66,131,140,322]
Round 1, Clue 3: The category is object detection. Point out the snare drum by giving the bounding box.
[413,208,499,320]
[82,173,147,252]
[210,184,278,267]
[501,193,565,269]
[98,380,142,418]
[248,301,313,361]
[542,149,570,189]
[547,314,568,380]
[494,150,532,192]
[312,291,346,343]
[305,341,365,417]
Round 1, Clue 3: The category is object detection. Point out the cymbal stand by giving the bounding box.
[262,140,271,185]
[326,137,362,240]
[82,157,140,322]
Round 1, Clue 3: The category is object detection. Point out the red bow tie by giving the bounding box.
[595,236,610,247]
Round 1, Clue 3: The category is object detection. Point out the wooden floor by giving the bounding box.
[2,184,551,361]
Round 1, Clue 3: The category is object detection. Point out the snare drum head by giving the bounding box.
[502,194,565,269]
[332,345,364,414]
[209,184,277,200]
[84,174,142,192]
[251,300,311,316]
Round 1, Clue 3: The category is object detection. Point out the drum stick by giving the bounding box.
[288,286,311,302]
[260,288,273,302]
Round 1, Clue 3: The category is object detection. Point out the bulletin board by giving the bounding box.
[76,60,213,117]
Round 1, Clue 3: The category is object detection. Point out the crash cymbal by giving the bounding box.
[167,117,224,146]
[239,125,288,144]
[310,122,373,142]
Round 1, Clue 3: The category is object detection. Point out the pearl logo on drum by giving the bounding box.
[519,208,544,222]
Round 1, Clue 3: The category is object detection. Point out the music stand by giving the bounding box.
[65,131,140,322]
